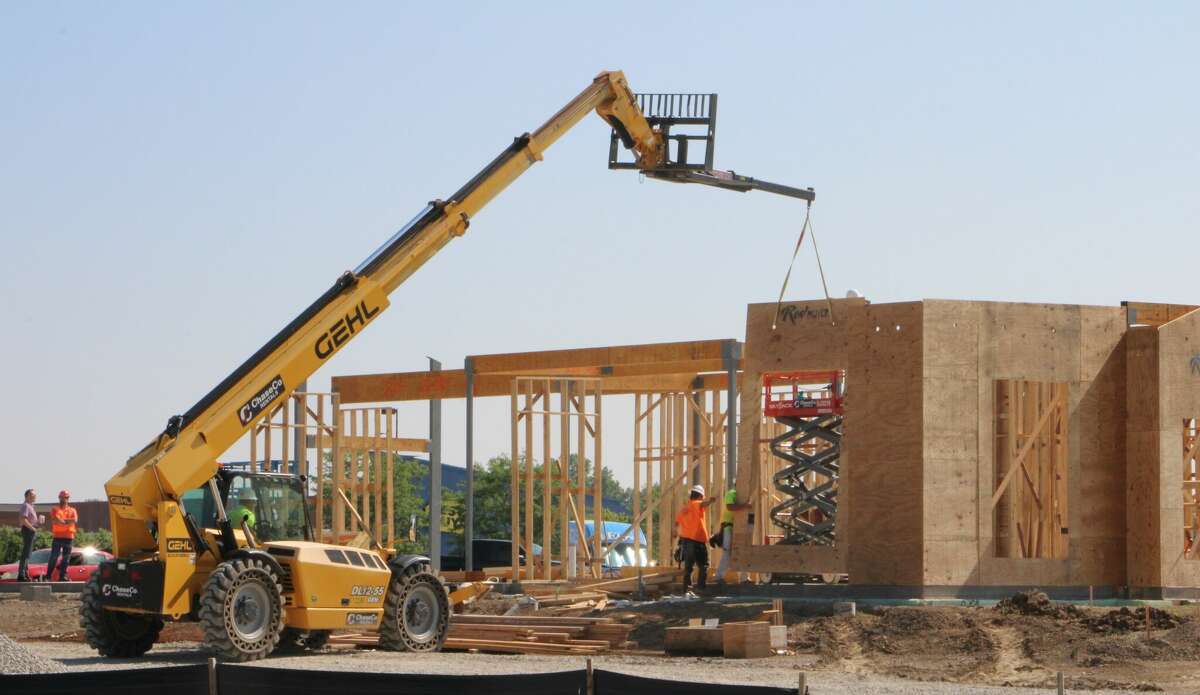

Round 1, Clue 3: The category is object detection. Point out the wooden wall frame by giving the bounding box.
[244,391,428,548]
[332,338,742,578]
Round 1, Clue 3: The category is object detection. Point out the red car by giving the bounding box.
[0,547,113,582]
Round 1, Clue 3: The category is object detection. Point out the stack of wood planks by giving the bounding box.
[519,579,612,612]
[665,612,787,659]
[448,614,634,653]
[569,569,681,599]
[328,614,635,655]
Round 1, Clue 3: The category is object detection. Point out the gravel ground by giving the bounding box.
[0,633,66,674]
[18,640,1145,694]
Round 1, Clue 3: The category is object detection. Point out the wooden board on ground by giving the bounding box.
[665,626,723,655]
[451,619,614,628]
[723,621,772,659]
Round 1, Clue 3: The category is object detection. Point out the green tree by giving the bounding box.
[467,453,636,558]
[0,527,112,565]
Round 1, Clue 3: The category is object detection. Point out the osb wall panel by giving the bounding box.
[922,300,981,586]
[1074,307,1127,585]
[969,303,1125,587]
[735,298,1129,589]
[731,298,864,573]
[845,302,924,586]
[1125,326,1161,588]
[1154,311,1200,588]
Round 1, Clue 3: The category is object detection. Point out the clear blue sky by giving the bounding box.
[2,2,1197,499]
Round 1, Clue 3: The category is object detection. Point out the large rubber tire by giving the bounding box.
[379,562,449,652]
[274,627,332,654]
[79,573,163,658]
[199,557,284,661]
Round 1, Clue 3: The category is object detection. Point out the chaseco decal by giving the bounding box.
[313,300,381,359]
[238,375,285,426]
[346,612,378,626]
[102,584,139,599]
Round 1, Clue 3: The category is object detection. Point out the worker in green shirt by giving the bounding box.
[714,486,752,584]
[227,487,258,530]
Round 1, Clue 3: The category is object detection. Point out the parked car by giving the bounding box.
[440,538,559,572]
[440,538,525,572]
[0,547,113,582]
[568,520,651,574]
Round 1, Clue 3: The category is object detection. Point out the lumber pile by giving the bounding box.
[570,570,680,598]
[722,621,772,659]
[516,580,614,612]
[665,626,723,655]
[328,613,635,655]
[452,614,634,649]
[665,618,786,658]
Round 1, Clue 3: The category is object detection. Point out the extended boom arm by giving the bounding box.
[105,70,808,583]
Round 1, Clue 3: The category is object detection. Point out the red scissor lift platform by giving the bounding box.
[762,370,845,546]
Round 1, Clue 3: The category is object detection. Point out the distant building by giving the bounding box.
[0,500,110,531]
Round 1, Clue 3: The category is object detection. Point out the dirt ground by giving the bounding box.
[7,591,1200,693]
[0,594,201,643]
[593,593,1200,693]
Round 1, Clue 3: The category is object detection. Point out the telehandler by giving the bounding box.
[84,70,812,661]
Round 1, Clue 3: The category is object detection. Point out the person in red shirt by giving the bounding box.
[675,484,717,593]
[46,490,77,582]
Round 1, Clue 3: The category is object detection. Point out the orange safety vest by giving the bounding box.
[50,505,77,540]
[675,500,709,544]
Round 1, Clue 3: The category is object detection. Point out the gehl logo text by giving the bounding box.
[166,538,194,553]
[314,300,381,359]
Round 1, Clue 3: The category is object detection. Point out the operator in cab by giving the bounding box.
[227,487,258,529]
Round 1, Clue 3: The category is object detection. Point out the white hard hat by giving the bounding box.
[846,289,862,298]
[691,484,705,496]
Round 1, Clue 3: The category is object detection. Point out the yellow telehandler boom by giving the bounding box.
[87,70,811,662]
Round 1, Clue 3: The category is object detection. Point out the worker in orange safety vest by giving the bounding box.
[675,484,717,594]
[46,490,78,582]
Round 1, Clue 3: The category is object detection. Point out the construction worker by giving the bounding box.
[18,489,42,582]
[46,490,77,582]
[714,485,752,585]
[675,484,716,594]
[227,487,258,529]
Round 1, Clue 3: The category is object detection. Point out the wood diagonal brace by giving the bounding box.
[552,457,595,569]
[599,452,703,556]
[1185,433,1200,471]
[991,394,1065,509]
[1017,451,1045,510]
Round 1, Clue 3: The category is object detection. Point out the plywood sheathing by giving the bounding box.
[921,300,979,587]
[1127,308,1200,592]
[846,301,924,586]
[731,298,865,575]
[1125,325,1161,588]
[736,298,1129,591]
[963,302,1125,588]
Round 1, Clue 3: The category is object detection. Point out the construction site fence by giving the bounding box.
[2,662,800,695]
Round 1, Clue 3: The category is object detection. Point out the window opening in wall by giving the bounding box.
[1184,419,1200,558]
[760,371,845,546]
[992,380,1069,559]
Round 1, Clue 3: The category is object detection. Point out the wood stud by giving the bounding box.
[510,377,602,580]
[631,388,729,570]
[246,391,425,547]
[992,380,1069,560]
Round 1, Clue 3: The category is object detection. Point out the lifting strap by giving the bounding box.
[772,202,836,329]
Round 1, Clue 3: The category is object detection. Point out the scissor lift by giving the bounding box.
[762,371,845,545]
